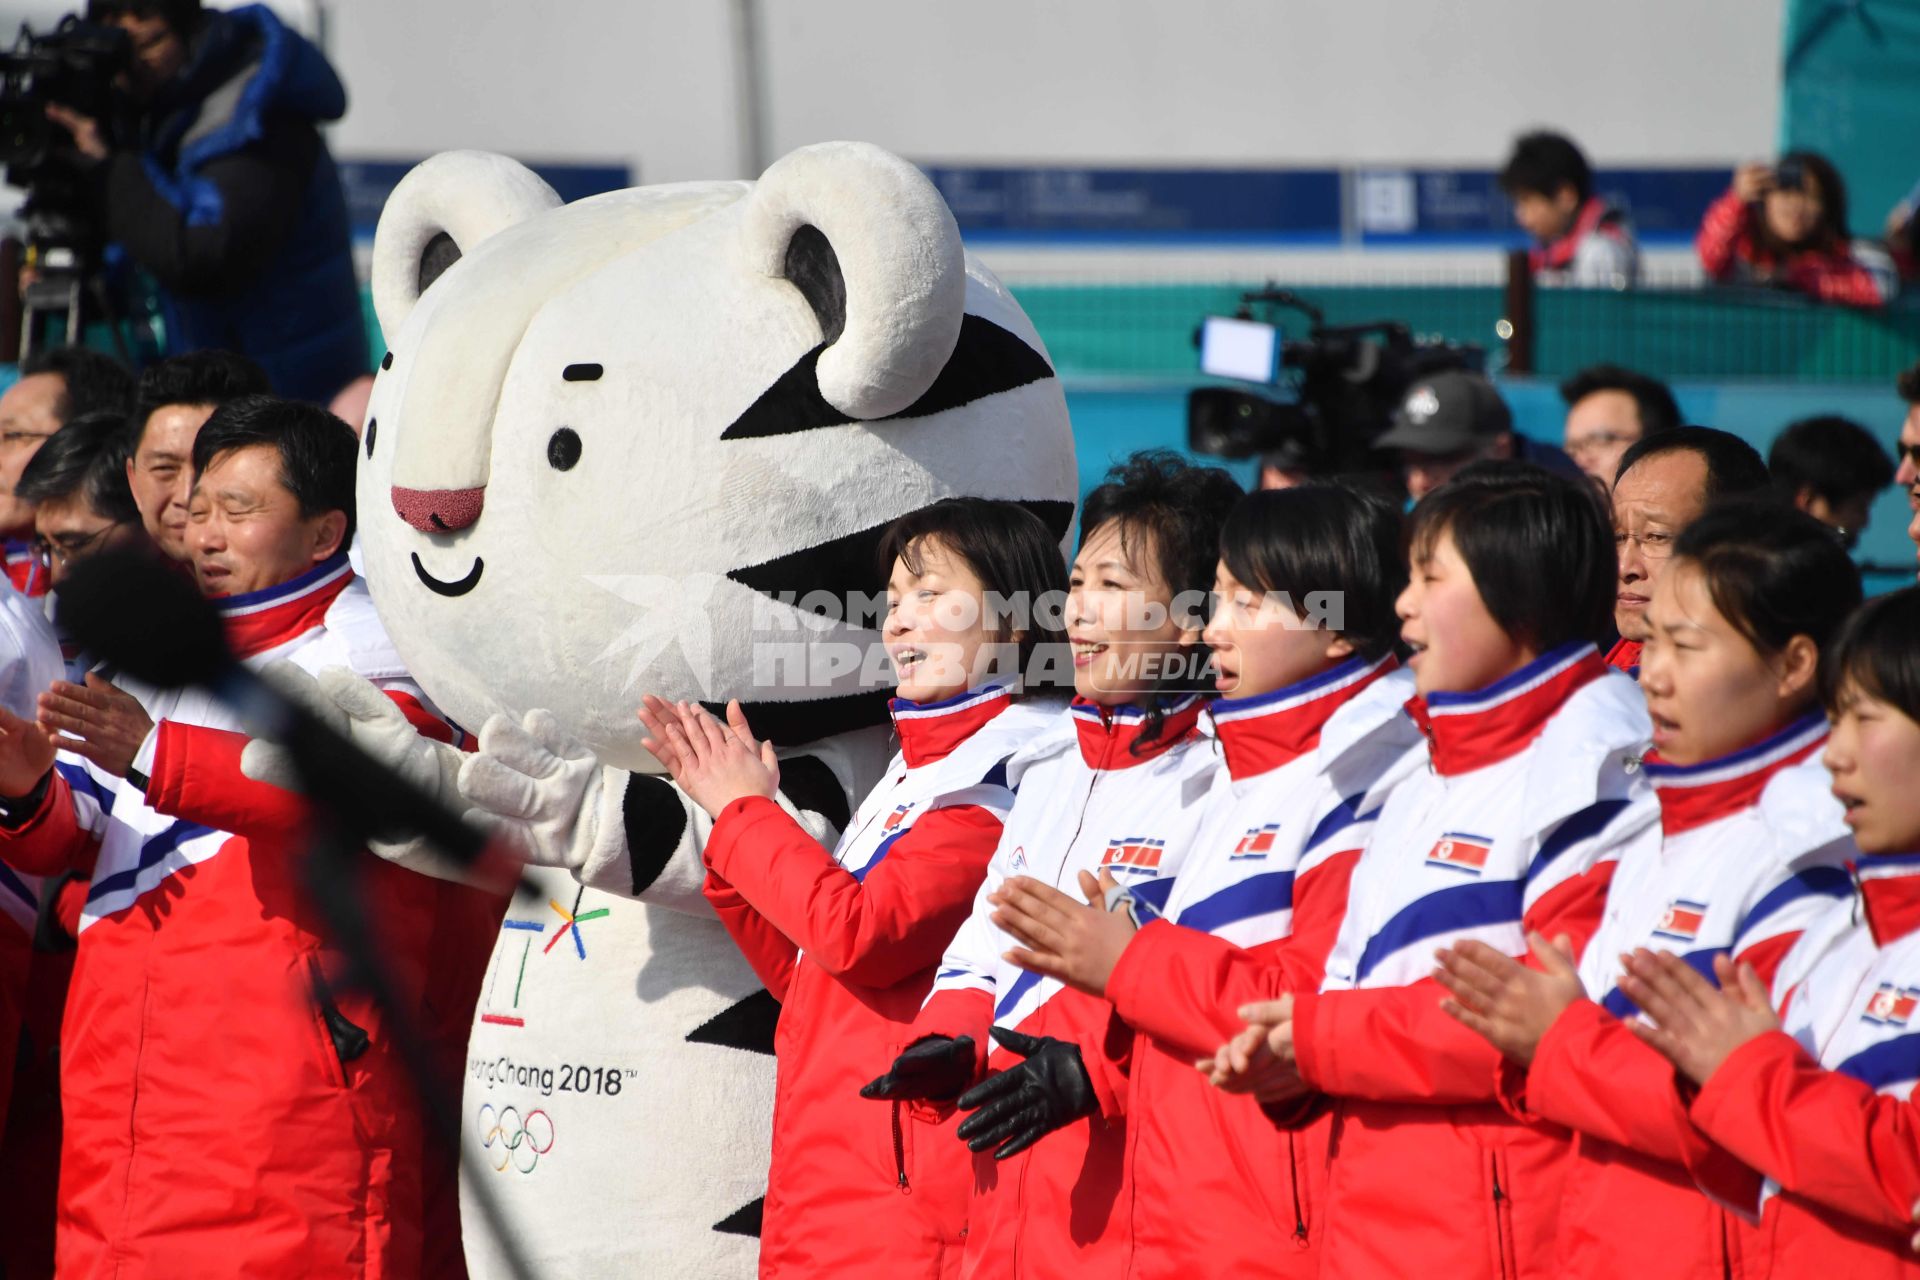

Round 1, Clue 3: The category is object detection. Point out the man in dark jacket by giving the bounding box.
[45,1,367,403]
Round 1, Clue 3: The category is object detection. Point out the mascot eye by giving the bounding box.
[547,427,582,471]
[380,351,393,371]
[365,418,377,459]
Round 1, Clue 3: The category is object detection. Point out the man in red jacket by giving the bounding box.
[0,395,482,1278]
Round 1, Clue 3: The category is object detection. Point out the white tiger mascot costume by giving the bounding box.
[339,141,1076,1277]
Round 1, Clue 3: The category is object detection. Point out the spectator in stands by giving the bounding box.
[1560,364,1682,488]
[1374,370,1581,499]
[1499,130,1638,287]
[126,351,273,563]
[1897,361,1920,577]
[16,415,148,593]
[1768,415,1896,550]
[0,348,135,595]
[43,0,368,403]
[1607,426,1771,673]
[1697,152,1897,308]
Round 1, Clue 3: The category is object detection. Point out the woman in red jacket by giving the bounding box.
[1620,586,1920,1278]
[637,497,1068,1279]
[1696,151,1895,308]
[1433,501,1863,1280]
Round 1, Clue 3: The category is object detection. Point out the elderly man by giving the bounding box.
[1607,426,1770,674]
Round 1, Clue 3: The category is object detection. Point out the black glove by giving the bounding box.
[953,1026,1095,1160]
[860,1034,976,1102]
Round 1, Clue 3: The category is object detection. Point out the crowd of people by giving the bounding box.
[1502,129,1912,306]
[0,318,1917,1280]
[2,3,1919,1276]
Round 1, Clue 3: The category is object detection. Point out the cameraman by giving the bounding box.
[41,0,367,404]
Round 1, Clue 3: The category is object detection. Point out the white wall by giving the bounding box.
[317,0,1783,178]
[0,0,1785,176]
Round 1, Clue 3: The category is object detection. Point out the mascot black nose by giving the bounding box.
[392,485,485,533]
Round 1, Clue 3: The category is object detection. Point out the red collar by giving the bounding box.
[1857,857,1920,948]
[1410,643,1606,776]
[1071,694,1206,770]
[1605,637,1643,676]
[1643,714,1827,837]
[4,538,46,598]
[1530,195,1610,271]
[215,554,354,660]
[1209,655,1396,780]
[889,683,1013,767]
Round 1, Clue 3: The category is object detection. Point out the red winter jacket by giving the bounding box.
[1102,656,1414,1278]
[1696,189,1892,308]
[1687,861,1920,1278]
[702,686,1048,1279]
[0,558,489,1279]
[1290,647,1657,1280]
[912,697,1220,1280]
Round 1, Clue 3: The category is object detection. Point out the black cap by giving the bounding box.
[1375,371,1513,456]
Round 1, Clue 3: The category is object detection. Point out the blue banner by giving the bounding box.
[919,166,1344,241]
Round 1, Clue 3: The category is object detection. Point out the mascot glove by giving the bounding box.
[458,709,626,879]
[953,1027,1095,1160]
[240,662,469,874]
[860,1034,976,1103]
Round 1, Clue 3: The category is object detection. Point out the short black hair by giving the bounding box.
[1499,130,1594,204]
[1558,364,1681,438]
[1821,586,1920,722]
[1614,425,1771,498]
[1673,498,1860,658]
[1220,481,1406,662]
[17,346,136,424]
[192,395,358,545]
[876,497,1070,697]
[133,350,272,445]
[1769,415,1895,508]
[1080,450,1245,749]
[15,411,141,525]
[1407,460,1614,652]
[1896,359,1920,407]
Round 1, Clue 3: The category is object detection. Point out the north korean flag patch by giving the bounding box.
[1426,832,1493,875]
[1230,823,1282,861]
[1652,899,1708,943]
[1862,984,1920,1027]
[1102,837,1166,872]
[881,803,913,832]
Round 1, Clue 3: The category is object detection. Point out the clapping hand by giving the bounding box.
[636,696,778,820]
[1617,948,1779,1087]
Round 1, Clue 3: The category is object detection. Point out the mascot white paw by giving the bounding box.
[358,140,1076,1276]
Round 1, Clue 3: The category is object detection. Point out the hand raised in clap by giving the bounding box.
[990,868,1135,998]
[38,673,154,779]
[1433,932,1583,1065]
[636,695,778,820]
[1198,996,1308,1105]
[1617,948,1779,1087]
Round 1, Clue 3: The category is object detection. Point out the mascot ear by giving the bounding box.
[740,142,966,421]
[371,150,563,340]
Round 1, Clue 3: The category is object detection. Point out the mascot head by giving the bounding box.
[359,142,1077,770]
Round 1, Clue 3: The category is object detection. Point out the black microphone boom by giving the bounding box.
[56,548,489,866]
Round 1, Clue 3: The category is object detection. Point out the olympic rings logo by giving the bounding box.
[478,1103,556,1174]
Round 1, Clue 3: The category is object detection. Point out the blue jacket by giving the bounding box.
[101,5,366,402]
